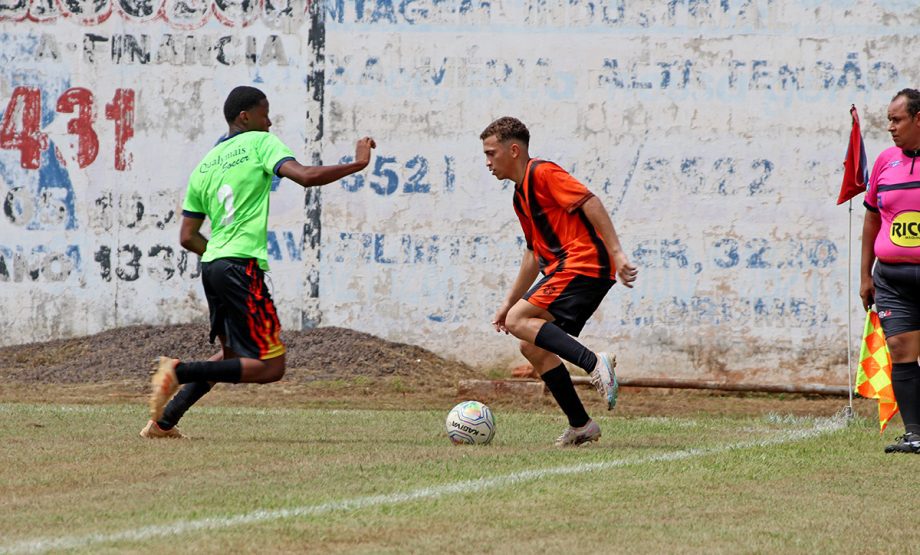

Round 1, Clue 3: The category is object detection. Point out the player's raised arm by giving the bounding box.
[278,137,376,187]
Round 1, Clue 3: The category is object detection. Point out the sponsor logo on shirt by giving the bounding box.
[878,309,892,318]
[888,160,902,168]
[890,211,920,247]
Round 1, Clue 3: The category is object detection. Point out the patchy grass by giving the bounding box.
[0,401,913,554]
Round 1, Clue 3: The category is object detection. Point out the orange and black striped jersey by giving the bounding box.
[513,159,612,279]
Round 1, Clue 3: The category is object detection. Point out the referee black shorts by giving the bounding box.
[873,261,920,338]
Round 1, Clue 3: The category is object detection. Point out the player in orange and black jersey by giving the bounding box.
[481,116,638,447]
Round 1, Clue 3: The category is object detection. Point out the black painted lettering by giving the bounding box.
[115,244,142,281]
[94,245,112,281]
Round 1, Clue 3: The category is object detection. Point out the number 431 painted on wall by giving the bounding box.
[0,86,134,171]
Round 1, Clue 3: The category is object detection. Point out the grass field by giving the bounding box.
[1,394,916,554]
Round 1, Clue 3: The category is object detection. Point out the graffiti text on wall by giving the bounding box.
[0,244,80,282]
[326,53,900,97]
[93,243,201,282]
[325,0,907,30]
[82,33,290,66]
[0,86,134,170]
[337,153,455,195]
[4,32,293,67]
[0,0,310,29]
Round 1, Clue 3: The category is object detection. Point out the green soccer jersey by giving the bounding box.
[182,131,295,270]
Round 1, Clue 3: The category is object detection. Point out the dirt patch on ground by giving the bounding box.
[0,324,480,391]
[0,324,877,420]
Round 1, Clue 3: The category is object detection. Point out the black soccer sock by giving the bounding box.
[534,322,598,374]
[157,381,213,430]
[175,359,243,384]
[891,362,920,434]
[541,364,590,428]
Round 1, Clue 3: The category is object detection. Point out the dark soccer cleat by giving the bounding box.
[884,432,920,454]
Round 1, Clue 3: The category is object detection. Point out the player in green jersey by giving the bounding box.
[141,86,375,438]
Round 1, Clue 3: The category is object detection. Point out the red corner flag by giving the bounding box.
[837,105,869,205]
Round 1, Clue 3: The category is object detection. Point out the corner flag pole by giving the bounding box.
[839,103,867,420]
[846,198,855,417]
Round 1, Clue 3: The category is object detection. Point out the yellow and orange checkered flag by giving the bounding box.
[855,307,898,432]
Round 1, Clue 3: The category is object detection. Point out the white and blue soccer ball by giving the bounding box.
[446,400,495,445]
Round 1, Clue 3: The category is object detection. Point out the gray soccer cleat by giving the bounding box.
[555,419,602,447]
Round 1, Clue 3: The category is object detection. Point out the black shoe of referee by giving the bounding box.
[884,432,920,454]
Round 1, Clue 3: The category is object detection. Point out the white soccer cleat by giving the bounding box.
[589,352,619,411]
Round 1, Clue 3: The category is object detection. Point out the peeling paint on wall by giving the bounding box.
[3,0,919,385]
[0,0,322,344]
[317,0,919,383]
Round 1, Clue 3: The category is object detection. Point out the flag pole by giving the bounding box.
[839,103,865,421]
[845,197,855,419]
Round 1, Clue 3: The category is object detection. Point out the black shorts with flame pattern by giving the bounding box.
[201,257,285,360]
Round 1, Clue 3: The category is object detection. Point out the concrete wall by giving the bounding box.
[0,0,324,340]
[3,0,918,385]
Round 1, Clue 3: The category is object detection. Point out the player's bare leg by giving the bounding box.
[148,336,286,422]
[141,350,223,439]
[506,300,618,410]
[519,340,599,446]
[520,340,562,375]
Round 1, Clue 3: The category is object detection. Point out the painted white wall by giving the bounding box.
[2,0,918,385]
[0,0,322,342]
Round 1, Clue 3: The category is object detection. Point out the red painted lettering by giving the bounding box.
[56,87,100,168]
[105,88,135,171]
[0,87,48,169]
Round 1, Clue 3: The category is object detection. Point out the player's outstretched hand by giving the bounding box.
[355,136,376,167]
[615,257,638,288]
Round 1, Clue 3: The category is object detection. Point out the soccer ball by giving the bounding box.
[446,400,495,445]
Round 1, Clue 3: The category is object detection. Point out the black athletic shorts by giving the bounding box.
[523,270,615,336]
[873,261,920,338]
[201,257,285,360]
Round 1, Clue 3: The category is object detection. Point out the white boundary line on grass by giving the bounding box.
[1,417,845,555]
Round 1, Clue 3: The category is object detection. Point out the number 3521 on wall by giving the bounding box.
[0,86,135,171]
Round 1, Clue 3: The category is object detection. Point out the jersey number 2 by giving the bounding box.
[217,185,235,226]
